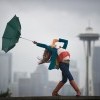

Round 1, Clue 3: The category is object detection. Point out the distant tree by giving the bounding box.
[0,88,12,97]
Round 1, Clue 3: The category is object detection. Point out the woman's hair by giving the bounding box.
[38,49,51,64]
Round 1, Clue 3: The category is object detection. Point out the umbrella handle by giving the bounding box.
[20,37,33,42]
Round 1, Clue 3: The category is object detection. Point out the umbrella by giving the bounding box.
[2,15,32,53]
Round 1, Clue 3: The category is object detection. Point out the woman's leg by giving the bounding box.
[52,63,67,96]
[60,62,81,96]
[69,80,81,96]
[52,81,65,96]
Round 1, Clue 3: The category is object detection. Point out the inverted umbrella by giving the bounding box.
[2,15,32,53]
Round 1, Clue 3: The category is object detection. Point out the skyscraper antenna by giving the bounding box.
[86,20,93,32]
[88,19,91,27]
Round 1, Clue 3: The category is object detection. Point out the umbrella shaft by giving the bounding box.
[20,37,32,42]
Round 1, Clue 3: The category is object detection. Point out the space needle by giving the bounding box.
[78,25,100,96]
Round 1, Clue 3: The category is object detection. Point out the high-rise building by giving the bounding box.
[18,78,32,97]
[13,72,28,83]
[0,51,12,92]
[30,65,48,96]
[11,71,28,96]
[10,82,19,97]
[92,47,100,96]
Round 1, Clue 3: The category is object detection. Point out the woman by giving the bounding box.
[33,38,81,96]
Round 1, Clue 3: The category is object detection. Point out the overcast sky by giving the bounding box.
[0,0,100,88]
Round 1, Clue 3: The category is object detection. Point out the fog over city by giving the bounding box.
[0,0,100,90]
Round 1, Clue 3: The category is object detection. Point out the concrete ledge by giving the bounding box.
[0,96,100,100]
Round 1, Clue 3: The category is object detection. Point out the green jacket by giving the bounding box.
[36,38,68,70]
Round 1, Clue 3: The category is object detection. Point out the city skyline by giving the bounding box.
[0,51,81,96]
[12,64,81,96]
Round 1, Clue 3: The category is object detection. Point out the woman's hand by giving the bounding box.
[51,39,58,47]
[53,39,59,43]
[32,41,37,44]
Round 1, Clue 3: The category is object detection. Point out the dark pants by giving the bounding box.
[59,62,74,83]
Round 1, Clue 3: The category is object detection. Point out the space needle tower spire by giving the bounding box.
[78,23,100,96]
